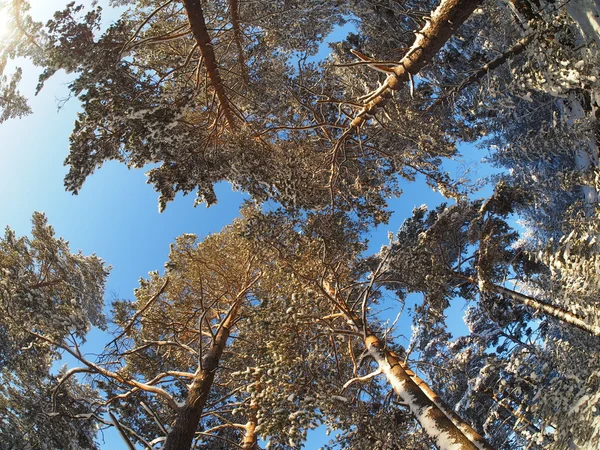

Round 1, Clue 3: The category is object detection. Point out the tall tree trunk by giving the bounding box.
[400,362,495,450]
[361,327,482,450]
[163,301,241,450]
[341,312,490,449]
[350,0,483,128]
[182,0,237,128]
[241,379,260,449]
[320,281,491,449]
[489,283,600,337]
[241,409,259,450]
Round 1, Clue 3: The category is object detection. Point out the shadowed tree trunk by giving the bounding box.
[433,32,537,107]
[229,0,248,84]
[489,283,600,337]
[163,301,241,450]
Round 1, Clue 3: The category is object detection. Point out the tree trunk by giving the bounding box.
[400,362,495,450]
[163,302,241,450]
[508,0,540,22]
[362,331,482,450]
[182,0,237,128]
[320,280,490,449]
[341,311,490,449]
[350,0,483,128]
[241,410,259,450]
[241,380,260,450]
[489,283,600,337]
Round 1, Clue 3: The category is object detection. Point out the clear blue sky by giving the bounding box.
[1,2,495,447]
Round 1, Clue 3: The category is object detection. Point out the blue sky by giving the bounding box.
[1,1,496,447]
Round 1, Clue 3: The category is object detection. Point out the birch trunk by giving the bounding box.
[320,280,490,449]
[341,310,491,449]
[400,362,495,450]
[361,331,482,450]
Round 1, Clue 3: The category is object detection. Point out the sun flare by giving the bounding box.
[0,5,11,40]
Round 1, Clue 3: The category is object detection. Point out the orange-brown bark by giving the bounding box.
[350,0,483,128]
[163,301,241,450]
[183,0,237,128]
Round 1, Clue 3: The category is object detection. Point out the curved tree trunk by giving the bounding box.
[163,301,241,450]
[182,0,237,128]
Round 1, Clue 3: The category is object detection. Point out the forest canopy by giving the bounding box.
[2,0,600,449]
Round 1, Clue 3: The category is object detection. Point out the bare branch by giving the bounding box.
[109,277,170,346]
[342,368,383,391]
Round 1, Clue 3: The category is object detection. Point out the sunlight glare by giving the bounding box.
[0,5,11,40]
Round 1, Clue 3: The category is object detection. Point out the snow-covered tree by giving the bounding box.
[0,212,109,449]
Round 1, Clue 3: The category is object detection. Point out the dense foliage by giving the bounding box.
[3,0,600,448]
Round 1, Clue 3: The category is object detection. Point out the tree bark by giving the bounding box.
[362,330,482,450]
[319,280,490,449]
[241,409,259,450]
[341,311,490,449]
[241,378,260,450]
[400,362,495,450]
[508,0,541,22]
[163,301,241,450]
[489,283,600,337]
[350,0,483,128]
[182,0,237,128]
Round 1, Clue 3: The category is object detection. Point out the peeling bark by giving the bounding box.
[340,311,488,449]
[163,301,241,450]
[350,0,483,128]
[182,0,237,128]
[401,362,495,450]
